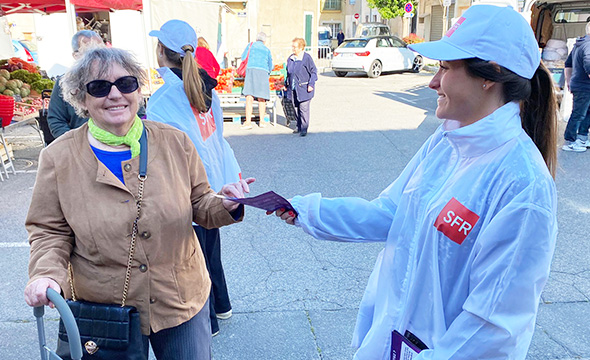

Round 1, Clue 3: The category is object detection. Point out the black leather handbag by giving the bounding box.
[56,126,148,360]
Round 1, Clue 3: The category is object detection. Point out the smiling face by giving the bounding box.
[429,60,488,126]
[83,62,140,136]
[292,41,304,56]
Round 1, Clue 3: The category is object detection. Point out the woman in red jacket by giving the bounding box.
[195,37,220,79]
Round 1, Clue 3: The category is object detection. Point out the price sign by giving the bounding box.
[404,2,413,13]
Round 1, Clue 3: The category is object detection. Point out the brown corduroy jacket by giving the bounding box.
[26,120,242,334]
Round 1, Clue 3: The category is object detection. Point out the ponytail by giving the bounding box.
[465,59,557,178]
[159,41,210,113]
[520,62,557,178]
[181,44,208,113]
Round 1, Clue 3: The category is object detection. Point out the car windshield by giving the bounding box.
[341,40,368,48]
[319,32,331,40]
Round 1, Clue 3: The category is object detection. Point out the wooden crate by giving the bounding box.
[0,141,14,162]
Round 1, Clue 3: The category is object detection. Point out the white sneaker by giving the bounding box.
[562,140,587,152]
[216,309,232,320]
[578,139,590,148]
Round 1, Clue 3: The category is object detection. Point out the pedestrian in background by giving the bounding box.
[196,36,221,79]
[47,30,104,139]
[337,30,345,46]
[286,38,317,137]
[562,22,590,152]
[147,19,243,337]
[240,32,273,130]
[24,46,253,360]
[272,5,557,359]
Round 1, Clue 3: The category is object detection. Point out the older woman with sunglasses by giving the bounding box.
[23,47,254,360]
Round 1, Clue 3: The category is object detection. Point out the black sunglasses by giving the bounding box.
[86,76,139,98]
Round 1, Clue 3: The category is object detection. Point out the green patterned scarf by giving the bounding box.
[88,116,143,158]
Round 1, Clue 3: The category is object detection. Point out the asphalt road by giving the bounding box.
[0,69,588,360]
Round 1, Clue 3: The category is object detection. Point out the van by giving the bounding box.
[530,0,590,111]
[354,23,391,38]
[531,0,590,47]
[318,26,333,48]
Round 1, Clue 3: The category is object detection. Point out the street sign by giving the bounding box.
[403,12,415,18]
[404,2,413,13]
[354,13,360,19]
[443,0,451,6]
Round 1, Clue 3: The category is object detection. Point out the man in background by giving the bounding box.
[562,22,590,152]
[337,30,345,46]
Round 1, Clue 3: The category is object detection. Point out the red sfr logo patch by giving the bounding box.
[434,197,480,245]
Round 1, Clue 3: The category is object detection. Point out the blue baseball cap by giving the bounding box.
[149,19,197,55]
[409,5,540,79]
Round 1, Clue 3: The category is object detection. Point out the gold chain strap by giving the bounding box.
[68,173,147,307]
[121,174,146,307]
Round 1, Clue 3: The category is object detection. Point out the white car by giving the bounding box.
[331,36,423,78]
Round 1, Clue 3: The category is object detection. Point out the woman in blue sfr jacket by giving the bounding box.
[286,37,318,137]
[271,5,558,360]
[147,20,253,339]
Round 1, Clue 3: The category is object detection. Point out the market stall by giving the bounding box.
[214,64,286,126]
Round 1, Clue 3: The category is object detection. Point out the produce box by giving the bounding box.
[0,141,14,162]
[231,86,243,94]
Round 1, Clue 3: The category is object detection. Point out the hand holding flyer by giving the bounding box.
[218,191,296,214]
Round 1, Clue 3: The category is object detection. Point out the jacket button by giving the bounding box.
[140,231,151,239]
[150,298,156,304]
[124,164,132,172]
[139,264,148,272]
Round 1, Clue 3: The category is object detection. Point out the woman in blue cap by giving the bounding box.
[272,5,557,359]
[147,20,249,340]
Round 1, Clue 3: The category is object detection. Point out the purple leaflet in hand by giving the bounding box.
[223,191,296,214]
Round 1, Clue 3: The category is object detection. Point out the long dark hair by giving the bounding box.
[159,41,209,113]
[465,58,557,178]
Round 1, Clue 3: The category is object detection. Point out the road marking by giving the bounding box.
[15,170,38,174]
[0,242,30,248]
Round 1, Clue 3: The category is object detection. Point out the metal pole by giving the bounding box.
[64,0,76,40]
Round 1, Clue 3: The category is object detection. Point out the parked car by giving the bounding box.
[12,40,36,64]
[354,23,391,38]
[331,36,423,78]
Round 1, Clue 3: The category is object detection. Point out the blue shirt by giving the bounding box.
[90,145,131,184]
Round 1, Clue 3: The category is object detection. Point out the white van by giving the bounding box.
[318,26,332,48]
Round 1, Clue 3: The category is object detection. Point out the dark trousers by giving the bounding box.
[293,91,311,134]
[564,90,590,142]
[144,299,211,360]
[193,226,231,333]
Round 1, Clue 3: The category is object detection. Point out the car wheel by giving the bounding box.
[367,60,382,78]
[412,55,424,73]
[334,71,348,77]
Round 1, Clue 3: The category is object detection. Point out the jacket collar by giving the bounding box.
[72,121,159,193]
[441,101,523,158]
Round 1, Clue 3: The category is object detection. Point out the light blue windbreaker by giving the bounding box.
[146,67,241,192]
[241,41,273,73]
[291,102,557,359]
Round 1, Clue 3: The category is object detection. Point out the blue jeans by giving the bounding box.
[564,90,590,142]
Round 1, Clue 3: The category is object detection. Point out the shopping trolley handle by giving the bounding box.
[33,288,83,360]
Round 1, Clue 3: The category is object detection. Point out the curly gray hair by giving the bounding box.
[61,47,147,118]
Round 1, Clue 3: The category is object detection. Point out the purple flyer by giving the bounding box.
[390,330,421,360]
[222,191,296,214]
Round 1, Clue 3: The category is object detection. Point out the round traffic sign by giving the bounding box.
[404,2,413,13]
[354,13,360,19]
